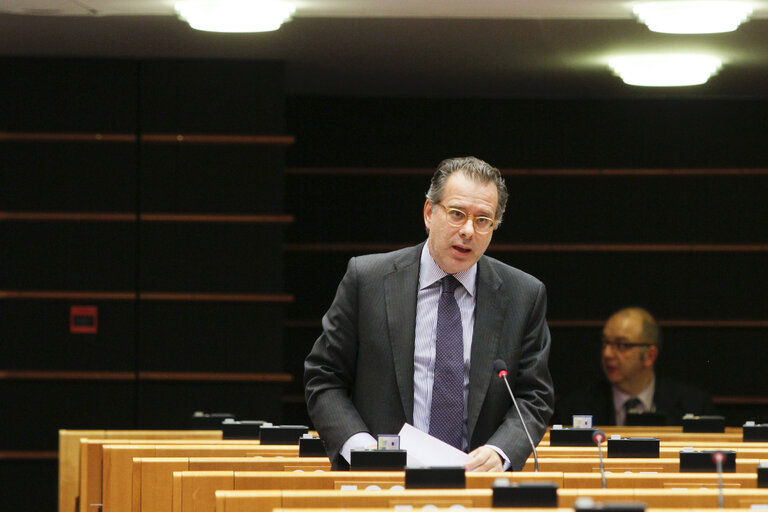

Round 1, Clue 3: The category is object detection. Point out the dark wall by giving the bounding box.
[285,96,768,168]
[0,57,289,511]
[2,58,768,511]
[282,96,768,426]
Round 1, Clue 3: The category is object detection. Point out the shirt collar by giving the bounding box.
[418,242,477,296]
[612,374,656,413]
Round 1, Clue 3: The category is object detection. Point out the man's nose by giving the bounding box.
[459,218,475,237]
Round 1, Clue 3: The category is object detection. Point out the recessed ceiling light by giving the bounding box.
[609,54,722,86]
[175,1,295,33]
[633,1,753,34]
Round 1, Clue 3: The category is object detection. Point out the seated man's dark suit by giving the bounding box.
[304,242,554,470]
[552,376,717,426]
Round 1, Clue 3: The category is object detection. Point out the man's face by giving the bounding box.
[601,313,654,391]
[424,171,498,275]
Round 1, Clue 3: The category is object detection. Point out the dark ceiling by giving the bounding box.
[2,3,768,99]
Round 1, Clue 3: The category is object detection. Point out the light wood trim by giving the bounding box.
[0,370,134,381]
[0,370,291,383]
[141,134,294,145]
[0,291,136,300]
[285,166,768,176]
[285,242,768,253]
[547,319,768,328]
[522,456,760,473]
[287,318,768,328]
[141,213,294,223]
[0,211,294,224]
[0,450,57,459]
[285,243,409,252]
[715,396,768,405]
[138,372,292,383]
[0,132,136,142]
[0,290,294,303]
[140,292,294,303]
[0,212,135,222]
[0,132,295,145]
[489,243,768,252]
[286,167,433,176]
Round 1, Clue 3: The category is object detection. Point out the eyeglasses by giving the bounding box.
[437,203,496,234]
[601,337,653,353]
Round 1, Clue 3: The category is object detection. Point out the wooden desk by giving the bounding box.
[541,426,743,445]
[214,487,768,512]
[131,457,331,512]
[535,444,768,458]
[522,456,761,473]
[171,471,562,512]
[58,429,221,512]
[169,469,763,512]
[81,439,263,512]
[215,489,492,512]
[100,444,305,512]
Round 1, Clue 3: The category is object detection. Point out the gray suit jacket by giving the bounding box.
[304,242,554,470]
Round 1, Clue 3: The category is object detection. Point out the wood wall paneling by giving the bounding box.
[0,459,57,512]
[139,144,287,213]
[1,140,137,211]
[3,221,136,290]
[139,223,285,293]
[0,380,136,451]
[285,96,768,168]
[285,172,768,244]
[0,58,138,132]
[138,302,284,373]
[0,57,290,511]
[135,381,284,429]
[0,300,136,371]
[139,60,285,133]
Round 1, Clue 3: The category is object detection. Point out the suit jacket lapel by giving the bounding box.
[384,243,422,424]
[466,257,505,440]
[651,376,679,421]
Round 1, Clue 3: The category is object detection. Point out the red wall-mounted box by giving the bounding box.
[70,306,98,334]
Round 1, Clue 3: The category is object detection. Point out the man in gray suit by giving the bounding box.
[304,156,554,471]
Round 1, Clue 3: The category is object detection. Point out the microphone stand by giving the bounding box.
[498,371,539,472]
[714,451,725,509]
[593,431,606,489]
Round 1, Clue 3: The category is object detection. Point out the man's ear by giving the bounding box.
[642,344,659,367]
[423,200,433,231]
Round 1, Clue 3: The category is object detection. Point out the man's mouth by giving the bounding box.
[453,245,471,254]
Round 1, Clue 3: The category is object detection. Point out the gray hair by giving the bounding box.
[425,156,508,227]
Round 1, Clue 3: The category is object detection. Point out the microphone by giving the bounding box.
[713,451,725,509]
[493,359,538,472]
[592,429,607,489]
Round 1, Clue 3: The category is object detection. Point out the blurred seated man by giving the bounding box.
[552,307,717,426]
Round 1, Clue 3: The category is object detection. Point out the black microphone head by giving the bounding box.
[592,429,606,445]
[493,359,507,373]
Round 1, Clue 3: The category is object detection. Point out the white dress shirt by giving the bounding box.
[341,243,509,469]
[612,375,656,426]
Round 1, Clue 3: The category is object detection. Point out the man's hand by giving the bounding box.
[465,446,503,472]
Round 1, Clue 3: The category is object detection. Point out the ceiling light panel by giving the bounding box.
[175,0,295,32]
[633,1,753,34]
[609,54,722,86]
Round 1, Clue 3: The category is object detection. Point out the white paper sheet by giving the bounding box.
[397,423,472,467]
